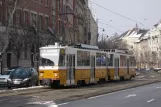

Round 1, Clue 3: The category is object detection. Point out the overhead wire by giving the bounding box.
[98,21,123,33]
[89,0,145,27]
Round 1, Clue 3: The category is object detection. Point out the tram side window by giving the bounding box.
[96,53,101,66]
[77,51,83,66]
[85,51,90,66]
[77,51,90,66]
[109,54,113,66]
[96,53,106,66]
[101,53,106,66]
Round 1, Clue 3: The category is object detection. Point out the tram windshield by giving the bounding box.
[40,48,65,67]
[40,58,55,66]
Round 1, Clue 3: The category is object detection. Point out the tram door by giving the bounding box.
[106,57,109,80]
[66,54,75,86]
[90,56,95,83]
[127,59,130,75]
[114,58,119,80]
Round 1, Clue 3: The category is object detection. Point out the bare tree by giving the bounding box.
[1,0,29,54]
[8,26,30,65]
[98,33,127,49]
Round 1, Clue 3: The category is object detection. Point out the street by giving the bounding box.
[0,82,160,107]
[57,82,161,107]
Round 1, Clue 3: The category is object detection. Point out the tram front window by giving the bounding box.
[59,54,65,66]
[40,58,54,66]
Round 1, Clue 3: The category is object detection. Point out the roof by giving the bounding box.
[138,29,149,39]
[120,27,148,39]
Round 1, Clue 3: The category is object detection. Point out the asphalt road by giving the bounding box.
[0,82,161,107]
[57,82,161,107]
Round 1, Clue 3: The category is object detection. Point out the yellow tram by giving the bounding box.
[39,43,136,87]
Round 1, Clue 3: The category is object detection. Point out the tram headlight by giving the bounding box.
[54,73,58,77]
[40,73,44,77]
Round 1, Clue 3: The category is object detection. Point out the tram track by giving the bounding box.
[0,70,160,98]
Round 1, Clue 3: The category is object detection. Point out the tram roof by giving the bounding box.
[40,43,132,55]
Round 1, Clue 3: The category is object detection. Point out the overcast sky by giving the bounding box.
[90,0,161,37]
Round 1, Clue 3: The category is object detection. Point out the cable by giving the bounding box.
[89,1,145,27]
[98,21,123,33]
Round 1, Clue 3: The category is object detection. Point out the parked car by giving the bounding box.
[7,67,39,89]
[0,67,19,86]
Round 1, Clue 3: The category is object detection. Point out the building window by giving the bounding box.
[31,13,37,27]
[0,5,2,24]
[46,0,49,5]
[58,20,60,34]
[57,0,60,11]
[16,10,21,26]
[24,44,27,59]
[39,0,43,4]
[24,11,28,26]
[33,0,38,3]
[45,17,48,29]
[7,53,12,68]
[39,15,43,30]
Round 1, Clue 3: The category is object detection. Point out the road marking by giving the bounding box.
[125,94,136,98]
[147,99,155,103]
[27,101,54,105]
[150,76,155,78]
[12,86,44,91]
[87,82,161,100]
[57,102,70,106]
[27,101,69,107]
[0,86,45,93]
[88,89,131,99]
[156,87,161,89]
[0,90,7,92]
[137,76,145,78]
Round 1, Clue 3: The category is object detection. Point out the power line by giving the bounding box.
[89,1,145,27]
[98,21,123,33]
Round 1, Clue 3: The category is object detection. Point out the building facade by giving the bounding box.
[0,0,98,72]
[122,21,161,69]
[55,0,98,45]
[87,1,98,46]
[0,0,56,72]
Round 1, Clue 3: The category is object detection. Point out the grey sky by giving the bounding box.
[91,0,161,36]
